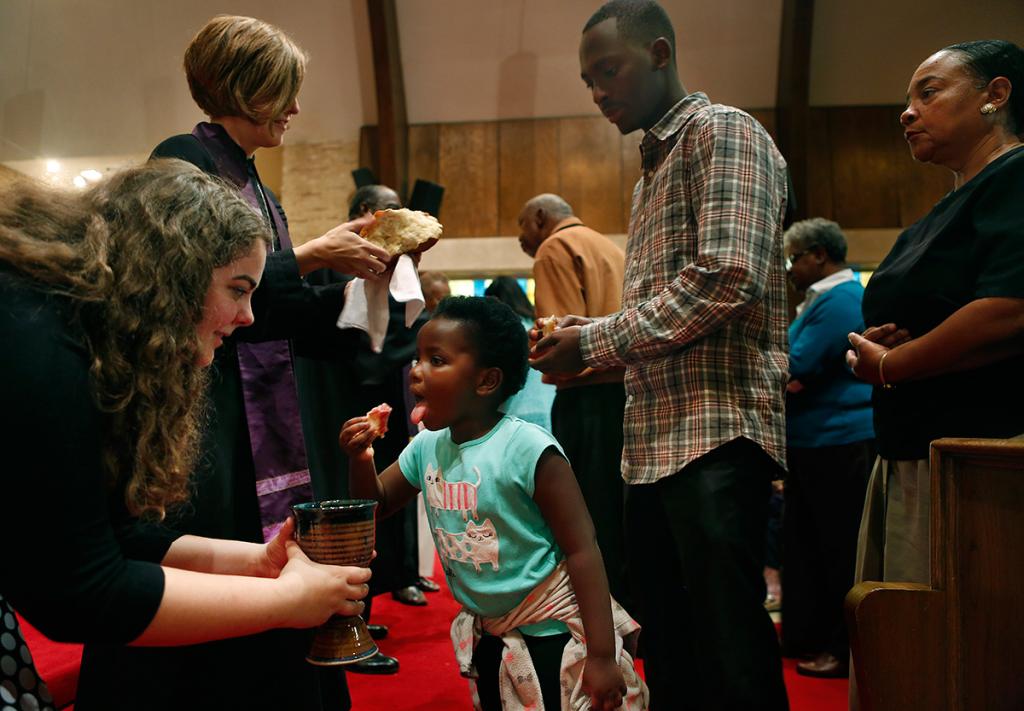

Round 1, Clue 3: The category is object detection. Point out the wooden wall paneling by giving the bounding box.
[747,108,778,143]
[889,103,953,226]
[844,228,901,269]
[366,0,408,195]
[407,123,440,190]
[558,116,624,235]
[358,125,379,180]
[437,122,499,237]
[775,0,814,221]
[620,130,642,234]
[827,106,902,228]
[898,158,952,227]
[497,119,561,236]
[804,107,834,220]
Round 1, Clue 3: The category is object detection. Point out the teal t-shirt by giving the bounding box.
[399,415,566,635]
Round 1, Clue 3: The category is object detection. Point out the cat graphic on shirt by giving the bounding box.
[424,463,480,521]
[435,518,499,572]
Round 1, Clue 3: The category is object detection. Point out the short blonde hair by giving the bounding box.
[185,15,308,124]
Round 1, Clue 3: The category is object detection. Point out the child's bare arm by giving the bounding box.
[338,416,419,517]
[533,448,626,710]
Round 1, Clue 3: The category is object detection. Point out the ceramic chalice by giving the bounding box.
[291,499,379,665]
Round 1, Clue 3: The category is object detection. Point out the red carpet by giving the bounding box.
[20,563,848,710]
[349,565,849,710]
[14,615,81,709]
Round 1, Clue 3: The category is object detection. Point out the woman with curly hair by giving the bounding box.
[0,160,370,709]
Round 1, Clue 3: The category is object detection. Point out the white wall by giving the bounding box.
[1,0,1022,170]
[0,0,372,163]
[396,0,783,124]
[810,0,1024,106]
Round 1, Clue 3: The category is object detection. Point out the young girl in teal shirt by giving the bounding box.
[341,296,646,711]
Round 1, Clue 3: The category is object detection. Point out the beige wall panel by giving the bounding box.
[437,122,499,237]
[418,234,627,279]
[557,117,623,235]
[497,119,561,236]
[253,145,284,198]
[281,141,359,246]
[810,0,1024,107]
[0,0,372,163]
[396,0,783,123]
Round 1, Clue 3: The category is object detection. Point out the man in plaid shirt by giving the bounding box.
[532,1,790,708]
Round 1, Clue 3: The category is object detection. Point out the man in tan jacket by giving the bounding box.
[518,193,631,612]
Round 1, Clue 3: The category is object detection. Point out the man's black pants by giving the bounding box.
[551,382,631,614]
[626,437,789,711]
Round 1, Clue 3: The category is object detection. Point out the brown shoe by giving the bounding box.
[796,652,848,679]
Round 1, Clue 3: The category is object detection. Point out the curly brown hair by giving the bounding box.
[0,159,270,519]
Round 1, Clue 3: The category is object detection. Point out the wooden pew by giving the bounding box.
[846,438,1024,711]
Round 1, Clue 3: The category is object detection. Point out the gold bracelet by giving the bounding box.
[879,350,894,390]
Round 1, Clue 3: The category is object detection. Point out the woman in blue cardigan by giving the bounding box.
[781,218,875,679]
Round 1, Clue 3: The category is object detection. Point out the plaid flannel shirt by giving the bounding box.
[579,93,789,484]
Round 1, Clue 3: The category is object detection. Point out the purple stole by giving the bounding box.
[192,123,312,542]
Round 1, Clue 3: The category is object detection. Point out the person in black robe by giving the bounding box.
[77,16,391,710]
[295,184,435,675]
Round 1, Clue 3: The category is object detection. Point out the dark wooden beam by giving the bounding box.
[776,0,814,221]
[366,0,408,196]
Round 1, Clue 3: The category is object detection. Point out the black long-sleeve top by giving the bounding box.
[0,270,179,643]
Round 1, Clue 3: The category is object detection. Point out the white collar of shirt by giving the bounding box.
[795,268,856,317]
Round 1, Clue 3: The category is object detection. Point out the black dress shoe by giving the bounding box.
[796,652,848,679]
[348,653,400,675]
[367,624,389,640]
[391,585,427,606]
[416,576,441,593]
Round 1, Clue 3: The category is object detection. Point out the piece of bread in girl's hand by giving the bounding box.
[366,403,393,440]
[539,315,559,338]
[360,208,443,256]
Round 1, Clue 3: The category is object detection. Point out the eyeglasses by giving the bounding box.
[786,248,814,270]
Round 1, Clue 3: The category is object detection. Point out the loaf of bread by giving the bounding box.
[360,208,442,256]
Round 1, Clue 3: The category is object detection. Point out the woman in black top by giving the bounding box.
[0,161,371,706]
[847,40,1024,584]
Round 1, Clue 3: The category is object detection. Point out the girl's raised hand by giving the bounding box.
[338,416,376,462]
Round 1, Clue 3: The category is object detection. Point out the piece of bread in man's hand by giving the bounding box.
[540,315,559,338]
[366,403,393,440]
[360,208,443,256]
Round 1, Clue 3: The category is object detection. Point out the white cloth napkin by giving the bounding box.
[337,254,425,353]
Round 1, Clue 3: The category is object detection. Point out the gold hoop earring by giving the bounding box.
[981,103,997,115]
